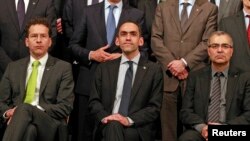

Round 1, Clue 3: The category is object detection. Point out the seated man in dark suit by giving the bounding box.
[0,17,74,141]
[89,21,163,141]
[178,31,250,141]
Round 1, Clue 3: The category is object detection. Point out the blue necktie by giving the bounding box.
[17,0,25,29]
[106,5,117,45]
[119,61,133,116]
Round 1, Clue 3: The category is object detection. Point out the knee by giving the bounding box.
[15,103,33,113]
[178,130,204,141]
[106,121,122,128]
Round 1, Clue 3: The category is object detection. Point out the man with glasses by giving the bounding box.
[178,31,250,141]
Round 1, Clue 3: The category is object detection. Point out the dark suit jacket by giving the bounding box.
[0,55,74,120]
[219,11,250,72]
[89,56,163,141]
[151,0,217,92]
[217,0,242,24]
[137,0,157,35]
[63,0,88,41]
[0,0,57,78]
[180,67,250,127]
[68,1,145,96]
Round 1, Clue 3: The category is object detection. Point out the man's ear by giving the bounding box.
[139,37,144,46]
[115,37,120,46]
[25,37,29,48]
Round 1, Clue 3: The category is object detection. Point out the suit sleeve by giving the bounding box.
[180,72,205,127]
[183,5,217,69]
[62,0,73,40]
[151,4,176,71]
[68,8,91,65]
[0,64,15,117]
[88,64,110,122]
[227,73,250,124]
[129,65,163,126]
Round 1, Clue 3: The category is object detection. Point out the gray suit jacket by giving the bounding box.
[0,56,74,120]
[0,0,57,78]
[219,11,250,72]
[151,0,217,92]
[217,0,242,24]
[180,67,250,126]
[89,56,163,141]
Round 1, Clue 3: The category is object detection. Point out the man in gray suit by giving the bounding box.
[219,0,250,73]
[0,0,57,79]
[151,0,217,141]
[0,18,74,141]
[179,31,250,141]
[209,0,242,23]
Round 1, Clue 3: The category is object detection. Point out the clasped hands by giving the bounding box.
[102,113,130,127]
[168,60,188,80]
[90,45,121,62]
[4,107,17,125]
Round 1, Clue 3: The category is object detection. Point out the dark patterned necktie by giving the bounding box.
[180,2,189,32]
[119,61,133,116]
[92,0,99,5]
[17,0,25,28]
[208,72,223,122]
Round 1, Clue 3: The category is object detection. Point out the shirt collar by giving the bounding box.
[179,0,195,5]
[211,67,229,78]
[105,0,122,10]
[29,53,48,67]
[120,53,140,65]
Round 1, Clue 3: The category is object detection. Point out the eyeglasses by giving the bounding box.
[208,43,232,49]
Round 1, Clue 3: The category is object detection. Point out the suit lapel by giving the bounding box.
[234,12,250,56]
[8,0,20,34]
[170,2,182,35]
[109,59,120,109]
[200,67,211,117]
[19,57,30,103]
[225,72,239,113]
[39,56,54,94]
[182,2,202,33]
[94,2,107,46]
[129,57,148,105]
[218,0,228,21]
[21,0,39,32]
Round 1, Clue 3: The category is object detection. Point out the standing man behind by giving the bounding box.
[0,0,57,79]
[209,0,242,24]
[89,21,163,141]
[219,0,250,72]
[68,0,146,140]
[0,17,74,141]
[179,31,250,141]
[151,0,217,141]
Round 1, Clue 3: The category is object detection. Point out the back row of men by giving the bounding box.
[0,0,250,141]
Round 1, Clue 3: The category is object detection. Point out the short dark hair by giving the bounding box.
[117,20,142,36]
[208,31,233,47]
[25,17,52,37]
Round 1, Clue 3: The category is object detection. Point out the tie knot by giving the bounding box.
[109,5,117,11]
[182,2,190,7]
[215,72,223,77]
[32,61,40,68]
[127,61,133,68]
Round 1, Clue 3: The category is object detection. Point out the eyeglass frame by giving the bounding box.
[208,43,233,49]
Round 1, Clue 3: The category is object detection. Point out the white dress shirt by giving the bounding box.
[15,0,29,13]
